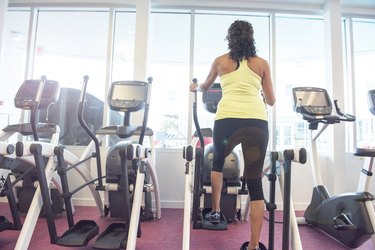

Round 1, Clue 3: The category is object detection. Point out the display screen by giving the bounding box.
[292,87,332,116]
[203,83,222,104]
[14,79,59,109]
[294,89,329,107]
[111,84,146,101]
[204,89,222,104]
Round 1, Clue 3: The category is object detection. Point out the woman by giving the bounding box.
[190,20,275,250]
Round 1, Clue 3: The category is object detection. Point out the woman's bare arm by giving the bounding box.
[261,60,275,106]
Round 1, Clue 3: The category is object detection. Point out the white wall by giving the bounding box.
[152,148,187,208]
[152,150,374,211]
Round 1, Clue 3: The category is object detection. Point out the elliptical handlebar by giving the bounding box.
[138,76,153,145]
[77,75,104,189]
[30,75,47,141]
[78,75,94,140]
[192,78,205,149]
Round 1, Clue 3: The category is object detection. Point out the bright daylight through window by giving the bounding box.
[1,8,374,151]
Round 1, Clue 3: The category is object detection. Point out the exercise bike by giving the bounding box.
[293,86,375,248]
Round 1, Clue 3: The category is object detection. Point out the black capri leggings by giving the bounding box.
[212,118,269,201]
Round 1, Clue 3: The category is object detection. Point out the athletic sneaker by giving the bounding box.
[240,241,267,250]
[204,210,221,224]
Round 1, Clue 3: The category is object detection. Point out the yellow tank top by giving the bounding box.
[215,59,267,121]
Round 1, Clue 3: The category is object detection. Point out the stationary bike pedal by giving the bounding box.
[333,213,358,231]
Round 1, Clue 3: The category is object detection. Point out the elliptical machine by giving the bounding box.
[293,86,375,248]
[183,81,307,250]
[193,81,244,223]
[97,78,160,224]
[0,76,64,233]
[182,81,245,249]
[241,148,307,250]
[5,76,103,250]
[23,76,160,250]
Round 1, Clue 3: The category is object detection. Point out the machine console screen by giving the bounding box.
[292,87,332,116]
[109,82,147,111]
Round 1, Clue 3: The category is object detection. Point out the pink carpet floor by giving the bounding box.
[0,204,374,250]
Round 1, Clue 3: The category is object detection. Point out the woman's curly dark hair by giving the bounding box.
[226,20,257,61]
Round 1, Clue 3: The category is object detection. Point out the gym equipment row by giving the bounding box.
[0,75,161,249]
[3,76,375,250]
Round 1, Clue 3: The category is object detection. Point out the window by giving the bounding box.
[0,9,30,141]
[148,11,191,148]
[275,14,327,150]
[147,11,270,148]
[111,10,136,81]
[109,10,136,138]
[34,10,109,98]
[33,10,109,145]
[193,12,270,144]
[351,19,375,145]
[3,8,354,152]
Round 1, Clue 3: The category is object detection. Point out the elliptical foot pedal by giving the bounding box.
[201,208,228,230]
[0,216,12,232]
[92,223,128,250]
[56,220,99,247]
